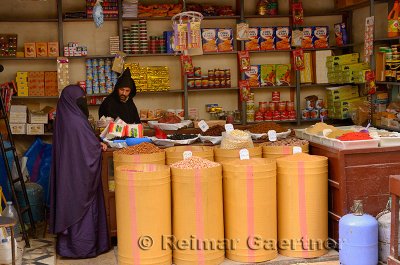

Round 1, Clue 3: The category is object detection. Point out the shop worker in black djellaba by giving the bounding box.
[99,67,141,124]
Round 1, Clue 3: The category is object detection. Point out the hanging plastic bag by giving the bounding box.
[93,0,104,28]
[24,138,52,206]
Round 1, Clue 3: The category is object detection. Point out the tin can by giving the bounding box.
[272,91,280,102]
[278,101,287,111]
[247,110,255,122]
[264,111,273,121]
[248,93,255,101]
[220,78,226,88]
[302,109,310,120]
[208,69,215,77]
[259,102,267,112]
[247,101,255,112]
[320,108,328,118]
[201,76,209,88]
[286,101,295,111]
[214,78,220,88]
[280,110,289,120]
[289,110,297,120]
[316,99,324,109]
[306,99,316,110]
[187,78,195,89]
[226,77,231,88]
[194,78,202,88]
[208,78,215,88]
[255,111,264,122]
[226,111,235,124]
[225,69,231,77]
[194,67,201,77]
[310,109,320,119]
[272,110,281,121]
[215,69,221,78]
[269,101,277,111]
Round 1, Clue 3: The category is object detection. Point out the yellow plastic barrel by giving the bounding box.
[276,153,328,258]
[262,144,309,160]
[222,158,277,262]
[115,164,172,265]
[171,164,225,265]
[214,146,262,163]
[113,151,166,170]
[165,146,214,165]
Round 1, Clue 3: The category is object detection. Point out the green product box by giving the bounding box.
[260,64,276,86]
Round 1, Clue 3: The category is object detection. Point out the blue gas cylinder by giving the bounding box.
[339,200,378,265]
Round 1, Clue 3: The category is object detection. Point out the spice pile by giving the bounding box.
[201,125,225,136]
[248,122,287,134]
[114,142,163,154]
[326,129,354,139]
[262,138,308,147]
[171,156,220,169]
[305,122,336,134]
[168,134,198,140]
[337,132,372,141]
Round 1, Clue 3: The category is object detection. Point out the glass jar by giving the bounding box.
[234,110,241,123]
[226,111,235,124]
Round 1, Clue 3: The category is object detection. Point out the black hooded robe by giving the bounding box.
[98,68,141,124]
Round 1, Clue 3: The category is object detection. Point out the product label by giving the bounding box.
[260,27,275,50]
[183,151,193,160]
[293,146,302,154]
[225,124,234,132]
[198,120,209,132]
[239,149,250,160]
[268,130,277,142]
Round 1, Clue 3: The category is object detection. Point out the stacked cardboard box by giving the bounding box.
[16,72,29,96]
[28,72,45,96]
[45,71,58,96]
[326,53,370,84]
[326,85,362,119]
[9,105,27,135]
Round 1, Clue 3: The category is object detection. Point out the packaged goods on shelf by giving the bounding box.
[312,26,329,49]
[302,95,327,120]
[275,64,291,86]
[26,123,44,135]
[301,27,313,49]
[216,28,234,52]
[24,42,36,58]
[109,36,120,55]
[186,3,235,16]
[245,27,260,51]
[138,3,182,17]
[86,0,118,18]
[260,27,275,50]
[334,23,348,47]
[10,105,27,123]
[48,42,59,57]
[57,57,70,93]
[260,64,276,86]
[122,0,138,18]
[10,123,26,135]
[188,67,231,89]
[245,65,260,87]
[300,52,313,83]
[314,50,332,84]
[326,53,369,84]
[275,26,291,50]
[201,28,218,52]
[164,31,175,54]
[16,72,29,97]
[28,106,53,124]
[0,34,17,57]
[28,71,45,96]
[44,71,58,96]
[86,58,116,94]
[64,42,87,57]
[36,42,48,57]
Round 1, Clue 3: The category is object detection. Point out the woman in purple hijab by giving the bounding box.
[49,85,109,258]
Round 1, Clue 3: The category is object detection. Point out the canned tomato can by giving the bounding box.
[302,109,310,120]
[289,110,297,120]
[272,110,281,121]
[208,78,215,88]
[280,110,289,120]
[255,111,264,122]
[278,101,287,111]
[306,99,316,110]
[259,102,267,112]
[272,91,280,102]
[316,99,324,109]
[194,78,202,88]
[287,101,295,111]
[187,78,195,89]
[201,76,209,88]
[264,110,273,121]
[220,78,226,88]
[269,101,277,111]
[214,78,220,88]
[247,110,255,122]
[320,108,328,118]
[310,109,320,119]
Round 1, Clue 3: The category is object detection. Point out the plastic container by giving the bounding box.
[0,237,19,265]
[222,159,277,262]
[115,164,172,265]
[125,137,152,146]
[2,202,20,237]
[331,139,380,149]
[339,200,378,265]
[379,136,400,147]
[377,210,400,263]
[214,146,262,163]
[276,154,328,258]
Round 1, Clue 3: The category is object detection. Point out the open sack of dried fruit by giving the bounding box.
[148,112,193,130]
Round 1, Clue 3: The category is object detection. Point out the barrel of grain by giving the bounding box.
[276,153,328,258]
[262,144,309,160]
[115,164,171,265]
[214,146,262,163]
[165,146,214,165]
[170,157,224,265]
[113,143,165,171]
[222,158,277,262]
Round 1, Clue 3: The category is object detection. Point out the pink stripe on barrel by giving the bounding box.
[246,165,255,263]
[283,146,291,155]
[133,155,141,163]
[297,162,309,258]
[128,172,140,264]
[194,169,205,265]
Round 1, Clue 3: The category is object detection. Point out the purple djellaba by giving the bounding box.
[49,85,109,258]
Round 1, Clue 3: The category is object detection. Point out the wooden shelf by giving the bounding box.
[248,44,354,53]
[126,53,181,57]
[0,18,58,22]
[67,55,114,59]
[122,15,240,21]
[376,81,400,86]
[300,83,332,87]
[202,51,238,55]
[251,85,295,89]
[14,132,53,136]
[244,14,291,19]
[188,87,237,92]
[87,90,184,97]
[249,49,292,53]
[12,96,59,99]
[0,57,58,60]
[247,120,297,124]
[63,18,118,22]
[374,37,400,43]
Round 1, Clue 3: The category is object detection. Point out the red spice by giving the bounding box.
[337,132,372,141]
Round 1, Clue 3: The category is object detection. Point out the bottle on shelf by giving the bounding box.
[388,0,400,37]
[1,201,20,237]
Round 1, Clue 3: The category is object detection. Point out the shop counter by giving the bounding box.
[309,142,400,242]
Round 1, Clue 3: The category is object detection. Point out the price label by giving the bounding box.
[268,130,277,142]
[183,151,193,160]
[239,149,250,160]
[293,146,302,154]
[198,120,209,132]
[225,124,234,132]
[322,129,332,137]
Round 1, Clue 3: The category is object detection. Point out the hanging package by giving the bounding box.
[93,0,104,28]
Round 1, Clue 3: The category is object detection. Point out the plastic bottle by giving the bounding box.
[388,0,400,37]
[1,201,20,237]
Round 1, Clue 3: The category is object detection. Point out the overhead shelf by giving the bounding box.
[122,15,240,21]
[0,18,58,22]
[63,18,118,22]
[188,87,238,92]
[0,57,58,60]
[376,81,400,86]
[12,96,59,99]
[251,85,295,89]
[374,37,400,43]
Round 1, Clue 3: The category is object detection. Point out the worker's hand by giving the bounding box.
[100,142,108,152]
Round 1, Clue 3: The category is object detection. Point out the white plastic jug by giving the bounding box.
[1,202,20,237]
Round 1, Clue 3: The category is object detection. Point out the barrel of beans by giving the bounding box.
[222,158,277,262]
[214,146,262,163]
[276,153,328,258]
[115,164,171,265]
[261,138,309,160]
[113,143,166,171]
[170,157,224,265]
[165,146,214,165]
